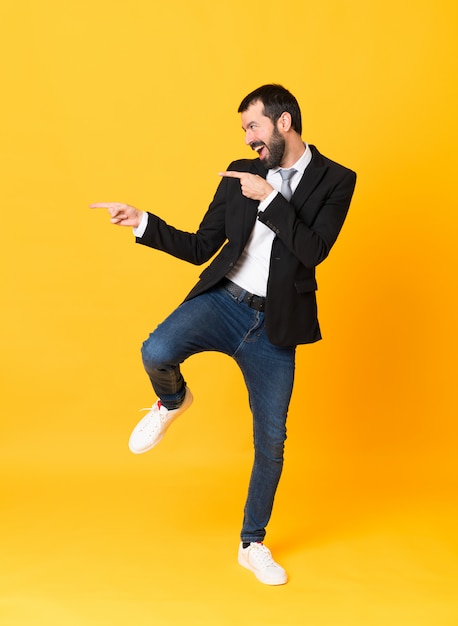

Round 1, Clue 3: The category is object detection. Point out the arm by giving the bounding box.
[90,176,229,266]
[220,166,356,269]
[258,168,357,268]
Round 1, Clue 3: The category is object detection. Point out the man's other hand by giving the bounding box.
[90,202,143,228]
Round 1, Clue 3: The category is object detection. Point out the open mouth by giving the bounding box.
[252,143,268,159]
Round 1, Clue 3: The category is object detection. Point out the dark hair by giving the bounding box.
[238,84,302,135]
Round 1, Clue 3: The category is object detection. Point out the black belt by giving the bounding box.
[222,279,266,312]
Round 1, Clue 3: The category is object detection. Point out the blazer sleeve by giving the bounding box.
[135,177,229,265]
[258,165,356,269]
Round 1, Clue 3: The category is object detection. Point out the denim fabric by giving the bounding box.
[141,284,296,543]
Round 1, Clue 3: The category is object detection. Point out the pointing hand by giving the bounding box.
[219,171,273,201]
[90,202,143,228]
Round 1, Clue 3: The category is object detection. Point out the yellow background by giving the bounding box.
[1,0,457,624]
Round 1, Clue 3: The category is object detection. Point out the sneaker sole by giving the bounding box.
[238,554,288,586]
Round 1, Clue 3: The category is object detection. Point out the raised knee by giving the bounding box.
[141,334,166,369]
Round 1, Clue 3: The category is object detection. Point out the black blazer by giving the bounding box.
[137,145,356,347]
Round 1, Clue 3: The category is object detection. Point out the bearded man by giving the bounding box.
[91,84,356,585]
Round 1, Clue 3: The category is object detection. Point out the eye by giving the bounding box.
[242,123,258,133]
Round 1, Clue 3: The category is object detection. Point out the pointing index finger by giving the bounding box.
[219,171,244,179]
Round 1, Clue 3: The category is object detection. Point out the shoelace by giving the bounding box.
[249,544,277,569]
[137,401,168,431]
[139,400,164,412]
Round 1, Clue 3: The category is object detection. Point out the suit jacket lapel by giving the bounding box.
[291,145,328,207]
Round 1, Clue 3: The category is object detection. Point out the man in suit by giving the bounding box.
[91,84,356,585]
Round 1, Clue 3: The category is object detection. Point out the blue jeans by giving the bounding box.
[141,283,296,543]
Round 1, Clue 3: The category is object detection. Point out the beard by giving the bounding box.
[252,127,286,169]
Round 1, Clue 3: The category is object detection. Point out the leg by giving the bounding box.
[141,287,252,408]
[235,330,296,544]
[143,287,295,541]
[131,288,243,454]
[141,312,189,410]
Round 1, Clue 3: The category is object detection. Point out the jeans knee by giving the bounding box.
[141,333,169,370]
[255,432,286,464]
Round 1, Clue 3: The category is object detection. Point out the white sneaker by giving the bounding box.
[128,388,193,454]
[238,542,288,585]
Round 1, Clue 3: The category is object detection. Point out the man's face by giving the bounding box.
[241,101,286,169]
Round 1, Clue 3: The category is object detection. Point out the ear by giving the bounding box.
[277,112,292,132]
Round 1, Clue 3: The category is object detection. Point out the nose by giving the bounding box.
[245,129,254,145]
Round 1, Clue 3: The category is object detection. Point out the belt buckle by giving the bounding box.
[246,293,255,308]
[247,293,265,312]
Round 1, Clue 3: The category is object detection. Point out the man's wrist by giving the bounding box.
[258,189,278,212]
[133,211,148,237]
